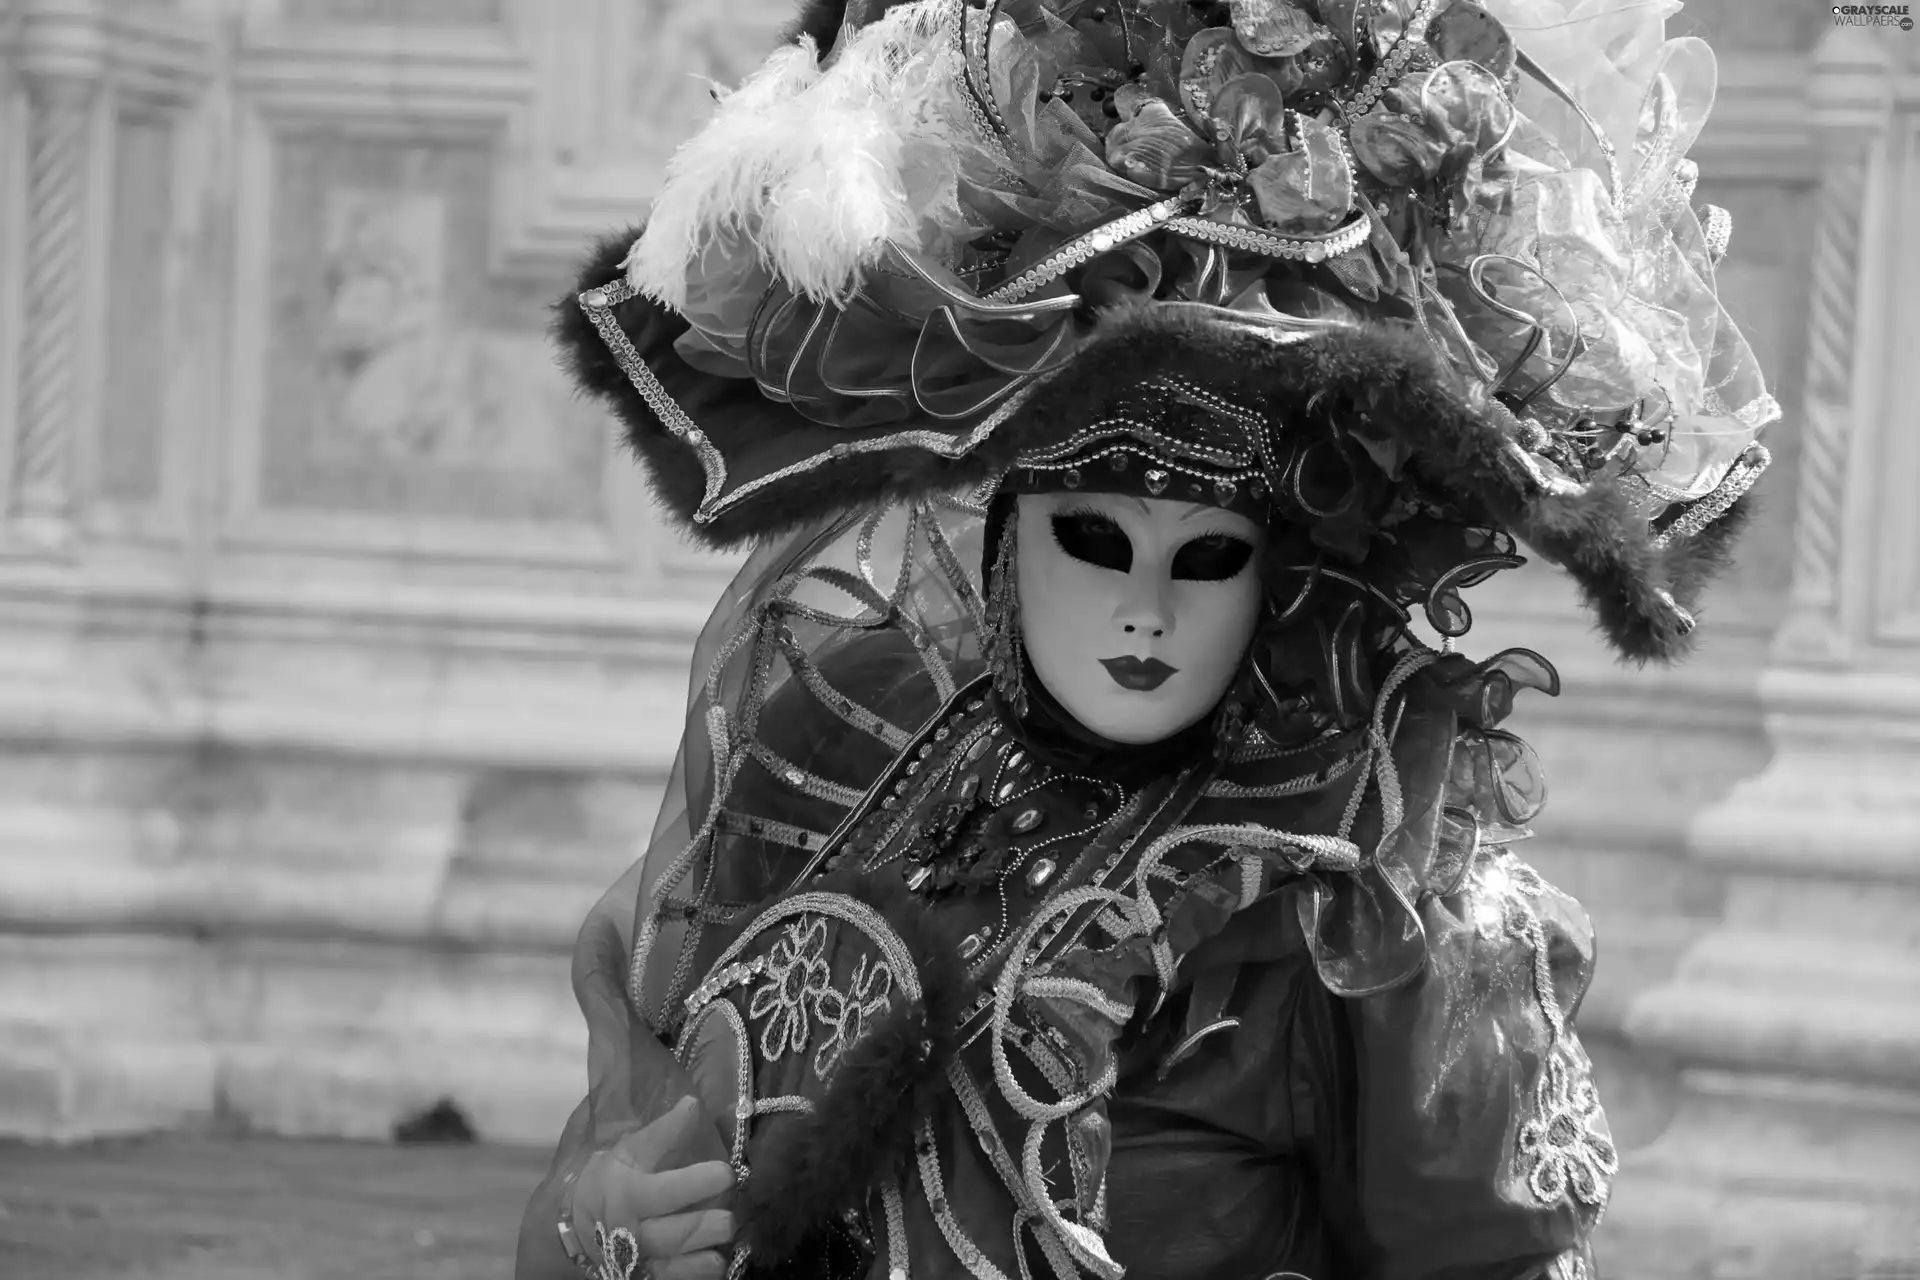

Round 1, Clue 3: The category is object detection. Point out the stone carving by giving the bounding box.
[285,0,504,24]
[1788,142,1868,627]
[11,79,93,535]
[317,189,553,470]
[629,0,795,157]
[101,115,173,505]
[264,139,600,521]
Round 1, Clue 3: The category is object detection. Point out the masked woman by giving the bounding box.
[517,1,1778,1278]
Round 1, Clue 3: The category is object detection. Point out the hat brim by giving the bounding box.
[559,229,1747,664]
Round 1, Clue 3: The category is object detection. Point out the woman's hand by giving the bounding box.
[569,1096,737,1280]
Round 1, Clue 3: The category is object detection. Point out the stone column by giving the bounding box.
[8,2,102,550]
[1610,29,1920,1280]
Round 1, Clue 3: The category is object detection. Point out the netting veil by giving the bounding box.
[629,497,994,1036]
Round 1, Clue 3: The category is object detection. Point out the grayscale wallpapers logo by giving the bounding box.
[1833,3,1915,28]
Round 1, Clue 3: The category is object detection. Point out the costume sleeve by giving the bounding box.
[515,854,729,1280]
[517,620,953,1278]
[1329,806,1615,1280]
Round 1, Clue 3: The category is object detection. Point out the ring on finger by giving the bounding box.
[557,1213,596,1276]
[556,1166,599,1278]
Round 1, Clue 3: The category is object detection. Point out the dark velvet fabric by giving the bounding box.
[1105,941,1354,1280]
[523,626,1606,1280]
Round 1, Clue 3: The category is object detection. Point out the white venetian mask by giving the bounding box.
[1012,490,1266,746]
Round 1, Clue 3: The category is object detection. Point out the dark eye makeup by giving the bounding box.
[1050,511,1131,572]
[1049,508,1255,582]
[1172,533,1256,582]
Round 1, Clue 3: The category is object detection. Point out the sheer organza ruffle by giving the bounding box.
[639,0,1776,516]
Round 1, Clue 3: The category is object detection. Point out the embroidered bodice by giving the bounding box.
[514,498,1610,1280]
[650,648,1610,1280]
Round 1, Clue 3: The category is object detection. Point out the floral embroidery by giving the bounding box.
[748,917,833,1061]
[1518,1046,1619,1209]
[812,952,895,1078]
[593,1222,643,1280]
[1468,849,1617,1213]
[744,914,895,1077]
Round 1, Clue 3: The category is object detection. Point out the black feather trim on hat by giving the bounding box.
[560,236,1736,663]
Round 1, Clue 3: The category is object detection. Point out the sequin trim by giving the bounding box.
[747,742,866,810]
[1651,443,1770,549]
[781,642,914,751]
[580,282,727,511]
[1202,748,1365,799]
[585,276,1052,527]
[1348,0,1443,114]
[703,893,927,1006]
[986,198,1187,303]
[1161,209,1371,263]
[1016,423,1259,473]
[716,809,831,854]
[1700,203,1733,263]
[918,1120,1013,1280]
[1021,976,1135,1026]
[1019,1118,1124,1280]
[693,385,1048,525]
[882,1178,912,1280]
[675,996,755,1182]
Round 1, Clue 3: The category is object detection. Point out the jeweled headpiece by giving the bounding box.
[561,0,1778,661]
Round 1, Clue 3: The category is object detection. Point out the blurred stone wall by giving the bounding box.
[2,3,1915,1279]
[0,0,783,1145]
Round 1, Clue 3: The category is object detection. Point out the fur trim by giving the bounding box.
[557,228,1006,548]
[1664,489,1757,610]
[623,0,973,310]
[559,259,1737,662]
[1517,483,1692,664]
[731,873,974,1266]
[556,231,732,533]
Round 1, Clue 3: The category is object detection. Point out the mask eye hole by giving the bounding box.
[1050,511,1132,573]
[1172,534,1255,582]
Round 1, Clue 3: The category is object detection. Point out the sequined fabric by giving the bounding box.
[619,0,1776,531]
[523,498,1610,1280]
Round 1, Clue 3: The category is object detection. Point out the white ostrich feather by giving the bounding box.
[624,0,977,309]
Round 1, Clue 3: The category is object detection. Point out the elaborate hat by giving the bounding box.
[559,0,1777,662]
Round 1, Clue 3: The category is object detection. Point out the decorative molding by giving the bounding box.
[2,4,212,553]
[99,6,211,106]
[1872,120,1920,649]
[1614,693,1920,1278]
[11,2,209,104]
[1770,34,1920,664]
[236,24,533,128]
[0,564,714,773]
[1696,52,1817,183]
[1613,41,1920,1273]
[1780,140,1869,651]
[485,0,791,276]
[0,21,25,536]
[12,1,111,86]
[9,73,94,548]
[487,0,651,276]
